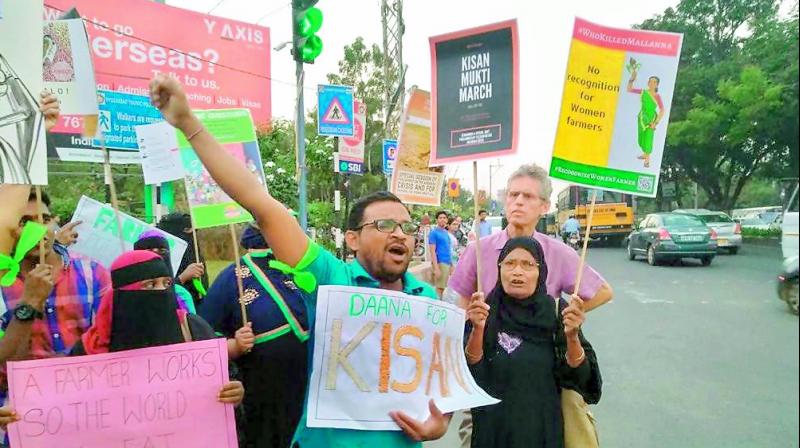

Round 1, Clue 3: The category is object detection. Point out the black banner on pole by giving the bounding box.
[429,20,518,165]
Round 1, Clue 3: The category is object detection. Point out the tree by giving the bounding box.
[326,37,393,176]
[257,119,299,210]
[639,0,798,211]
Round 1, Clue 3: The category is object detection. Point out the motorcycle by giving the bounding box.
[777,255,799,315]
[567,232,581,251]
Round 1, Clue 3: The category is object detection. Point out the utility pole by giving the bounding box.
[290,0,323,230]
[296,61,308,230]
[381,0,405,139]
[488,160,503,214]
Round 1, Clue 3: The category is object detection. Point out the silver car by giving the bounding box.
[674,209,742,254]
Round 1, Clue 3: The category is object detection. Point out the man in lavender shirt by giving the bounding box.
[448,164,613,448]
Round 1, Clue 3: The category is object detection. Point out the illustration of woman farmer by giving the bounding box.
[626,58,665,168]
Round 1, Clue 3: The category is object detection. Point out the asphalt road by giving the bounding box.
[427,242,798,448]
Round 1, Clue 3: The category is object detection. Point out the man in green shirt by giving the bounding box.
[149,74,451,447]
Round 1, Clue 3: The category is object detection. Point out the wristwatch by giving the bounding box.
[14,304,44,322]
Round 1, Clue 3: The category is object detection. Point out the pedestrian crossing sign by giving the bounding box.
[323,98,349,124]
[318,84,354,137]
[98,110,112,133]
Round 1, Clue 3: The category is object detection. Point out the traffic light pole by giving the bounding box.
[296,59,309,231]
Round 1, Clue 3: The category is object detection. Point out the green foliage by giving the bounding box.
[742,227,782,238]
[257,119,299,210]
[308,200,334,228]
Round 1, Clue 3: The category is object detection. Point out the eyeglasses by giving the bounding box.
[499,259,539,271]
[354,219,419,236]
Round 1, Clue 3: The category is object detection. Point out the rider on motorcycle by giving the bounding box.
[561,214,581,244]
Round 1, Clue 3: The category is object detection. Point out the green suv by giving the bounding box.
[627,212,718,266]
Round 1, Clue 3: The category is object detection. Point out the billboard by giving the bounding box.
[44,0,271,163]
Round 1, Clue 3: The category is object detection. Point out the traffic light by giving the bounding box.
[292,0,323,63]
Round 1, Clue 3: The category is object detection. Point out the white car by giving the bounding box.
[674,209,742,254]
[739,212,783,231]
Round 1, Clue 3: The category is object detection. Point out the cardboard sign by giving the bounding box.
[69,195,187,273]
[0,0,47,184]
[179,109,266,229]
[390,88,445,206]
[135,121,184,185]
[550,18,683,197]
[43,18,99,118]
[307,286,498,431]
[44,0,271,163]
[429,20,519,165]
[7,339,237,448]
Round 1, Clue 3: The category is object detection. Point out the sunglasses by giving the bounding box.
[354,219,419,236]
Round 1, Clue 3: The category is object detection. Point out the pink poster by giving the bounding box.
[6,339,237,448]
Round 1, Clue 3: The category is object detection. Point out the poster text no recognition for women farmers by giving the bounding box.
[429,20,519,165]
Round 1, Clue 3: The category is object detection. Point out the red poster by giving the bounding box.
[44,0,271,162]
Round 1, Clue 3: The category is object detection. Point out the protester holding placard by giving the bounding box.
[465,236,601,448]
[201,223,311,448]
[448,164,612,448]
[149,74,452,446]
[157,212,208,303]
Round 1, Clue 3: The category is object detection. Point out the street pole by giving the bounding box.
[694,182,699,209]
[488,160,503,214]
[296,60,308,230]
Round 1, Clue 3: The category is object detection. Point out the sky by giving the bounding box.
[166,0,680,204]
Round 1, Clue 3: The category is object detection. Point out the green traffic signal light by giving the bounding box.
[292,3,323,63]
[297,7,322,37]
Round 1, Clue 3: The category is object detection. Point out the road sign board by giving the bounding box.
[333,152,364,175]
[447,178,460,198]
[94,90,163,150]
[339,100,366,162]
[382,139,397,176]
[318,84,354,137]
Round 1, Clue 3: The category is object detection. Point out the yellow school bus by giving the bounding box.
[536,212,558,236]
[556,186,634,243]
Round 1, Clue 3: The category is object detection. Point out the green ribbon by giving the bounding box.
[0,221,48,287]
[268,259,317,293]
[192,277,207,297]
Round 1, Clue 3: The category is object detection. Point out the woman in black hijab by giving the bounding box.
[465,236,601,448]
[157,213,208,304]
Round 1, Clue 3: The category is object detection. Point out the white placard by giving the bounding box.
[0,0,47,184]
[135,121,184,185]
[69,196,187,273]
[307,286,499,431]
[43,18,99,116]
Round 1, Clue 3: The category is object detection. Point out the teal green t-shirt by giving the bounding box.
[292,241,437,448]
